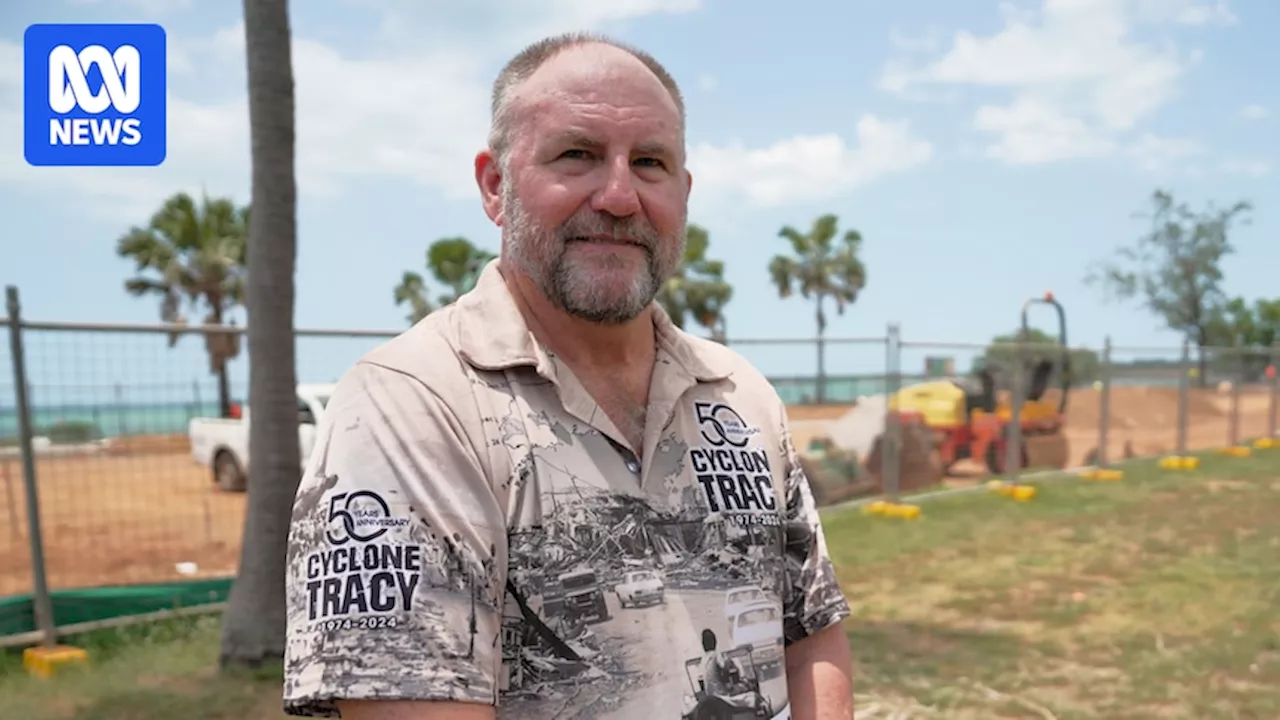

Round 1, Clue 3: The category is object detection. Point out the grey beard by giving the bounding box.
[501,182,679,325]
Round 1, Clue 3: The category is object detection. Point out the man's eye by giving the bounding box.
[634,157,665,169]
[560,149,591,160]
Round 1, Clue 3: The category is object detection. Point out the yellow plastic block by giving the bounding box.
[1253,438,1278,450]
[884,503,922,519]
[23,645,88,678]
[862,501,921,519]
[1216,446,1252,458]
[863,501,889,516]
[987,480,1035,500]
[1158,455,1200,470]
[1081,469,1124,481]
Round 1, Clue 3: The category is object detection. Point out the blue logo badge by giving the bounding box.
[23,23,167,167]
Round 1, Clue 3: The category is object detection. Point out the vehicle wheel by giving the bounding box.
[214,451,247,493]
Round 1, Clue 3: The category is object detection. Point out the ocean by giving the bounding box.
[0,402,219,442]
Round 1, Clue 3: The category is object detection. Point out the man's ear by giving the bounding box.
[475,150,504,226]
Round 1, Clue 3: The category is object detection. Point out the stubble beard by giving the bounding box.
[501,179,685,326]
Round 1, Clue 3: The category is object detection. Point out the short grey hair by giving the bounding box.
[487,31,687,169]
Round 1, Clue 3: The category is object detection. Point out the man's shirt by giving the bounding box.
[283,260,851,719]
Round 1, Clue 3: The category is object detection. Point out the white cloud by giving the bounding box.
[1218,158,1272,177]
[975,98,1116,164]
[687,116,933,207]
[1131,0,1238,26]
[0,0,704,222]
[697,74,718,91]
[65,0,196,12]
[1240,104,1269,120]
[882,0,1234,165]
[1124,133,1202,171]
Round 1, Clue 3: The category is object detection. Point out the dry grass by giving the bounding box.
[3,447,1279,718]
[826,448,1280,719]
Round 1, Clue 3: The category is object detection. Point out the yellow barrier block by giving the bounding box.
[862,501,921,519]
[1158,456,1200,470]
[885,503,922,519]
[23,645,88,678]
[1081,469,1124,481]
[986,480,1036,501]
[1010,485,1037,501]
[1216,446,1252,458]
[1253,438,1278,450]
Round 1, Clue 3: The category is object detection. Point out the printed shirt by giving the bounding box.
[282,260,852,719]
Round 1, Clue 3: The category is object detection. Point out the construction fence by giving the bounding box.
[1,285,1278,648]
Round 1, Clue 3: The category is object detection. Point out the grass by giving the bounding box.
[825,447,1280,719]
[5,448,1280,719]
[0,615,288,720]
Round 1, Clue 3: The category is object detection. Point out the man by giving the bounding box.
[282,31,855,720]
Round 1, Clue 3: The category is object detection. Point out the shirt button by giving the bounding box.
[625,458,641,474]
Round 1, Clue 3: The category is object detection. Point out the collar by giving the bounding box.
[452,259,733,383]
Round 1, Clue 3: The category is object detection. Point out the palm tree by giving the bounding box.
[116,191,248,418]
[656,224,733,342]
[219,0,300,670]
[768,214,867,403]
[394,236,496,324]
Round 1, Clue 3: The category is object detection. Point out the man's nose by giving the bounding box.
[591,156,642,218]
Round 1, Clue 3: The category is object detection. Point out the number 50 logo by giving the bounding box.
[694,401,756,448]
[325,491,394,546]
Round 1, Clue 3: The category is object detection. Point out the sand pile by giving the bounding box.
[824,395,887,458]
[1057,386,1222,431]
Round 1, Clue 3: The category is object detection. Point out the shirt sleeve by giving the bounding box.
[777,405,852,647]
[283,361,507,717]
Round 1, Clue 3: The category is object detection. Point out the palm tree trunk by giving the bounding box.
[209,304,234,418]
[216,361,233,418]
[815,293,827,404]
[220,0,300,669]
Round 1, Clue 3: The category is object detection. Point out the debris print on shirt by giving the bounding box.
[282,470,505,717]
[499,485,795,720]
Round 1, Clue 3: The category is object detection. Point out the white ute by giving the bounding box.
[188,383,335,492]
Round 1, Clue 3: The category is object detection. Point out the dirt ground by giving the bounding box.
[788,386,1278,473]
[0,440,244,597]
[0,385,1274,598]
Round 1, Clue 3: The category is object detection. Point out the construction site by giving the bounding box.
[1,369,1275,602]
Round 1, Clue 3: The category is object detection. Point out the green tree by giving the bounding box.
[116,191,248,419]
[1084,188,1252,386]
[978,328,1100,387]
[768,214,867,403]
[219,0,301,670]
[656,224,733,342]
[394,237,496,324]
[1205,296,1280,381]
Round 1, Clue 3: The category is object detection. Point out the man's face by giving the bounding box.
[496,46,690,325]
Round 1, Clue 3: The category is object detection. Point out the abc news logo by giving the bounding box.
[23,23,167,167]
[48,44,144,147]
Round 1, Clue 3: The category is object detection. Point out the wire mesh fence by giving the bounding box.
[2,286,1279,645]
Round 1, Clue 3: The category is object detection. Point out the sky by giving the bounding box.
[0,0,1276,405]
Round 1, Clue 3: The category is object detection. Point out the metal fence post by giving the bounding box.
[5,287,56,647]
[1176,338,1190,456]
[1097,336,1112,468]
[1005,338,1024,482]
[1230,348,1242,447]
[1269,340,1279,440]
[882,323,902,501]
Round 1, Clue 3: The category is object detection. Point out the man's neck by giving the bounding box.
[500,264,656,371]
